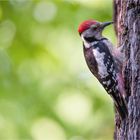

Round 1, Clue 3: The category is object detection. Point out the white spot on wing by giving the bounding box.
[108,89,112,93]
[93,49,109,78]
[107,80,111,85]
[110,64,114,71]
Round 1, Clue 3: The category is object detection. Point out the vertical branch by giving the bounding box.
[114,0,140,139]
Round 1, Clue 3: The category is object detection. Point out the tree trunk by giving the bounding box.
[114,0,140,139]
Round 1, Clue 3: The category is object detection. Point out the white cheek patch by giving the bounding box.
[81,34,98,49]
[81,35,90,48]
[93,49,109,78]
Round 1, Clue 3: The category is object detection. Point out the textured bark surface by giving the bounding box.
[114,0,140,139]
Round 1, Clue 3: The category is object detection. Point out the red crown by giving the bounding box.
[78,20,98,34]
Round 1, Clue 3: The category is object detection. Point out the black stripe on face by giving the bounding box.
[84,36,99,42]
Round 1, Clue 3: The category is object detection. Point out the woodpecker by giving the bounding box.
[78,20,128,119]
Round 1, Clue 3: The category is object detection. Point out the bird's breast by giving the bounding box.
[83,47,98,77]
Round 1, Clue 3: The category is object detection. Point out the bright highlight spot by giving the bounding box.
[55,92,92,125]
[9,0,31,9]
[33,1,57,23]
[0,20,16,48]
[31,118,66,140]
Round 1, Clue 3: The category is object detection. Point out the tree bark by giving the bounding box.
[114,0,140,139]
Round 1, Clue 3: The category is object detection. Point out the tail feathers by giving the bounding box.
[112,93,128,120]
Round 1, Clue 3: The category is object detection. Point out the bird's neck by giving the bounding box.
[82,36,107,49]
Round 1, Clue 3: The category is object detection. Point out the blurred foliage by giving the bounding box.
[0,0,116,140]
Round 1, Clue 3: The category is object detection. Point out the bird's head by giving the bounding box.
[78,20,113,42]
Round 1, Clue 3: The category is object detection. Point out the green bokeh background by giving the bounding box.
[0,0,116,140]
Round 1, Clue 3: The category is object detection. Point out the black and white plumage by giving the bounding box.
[78,20,128,119]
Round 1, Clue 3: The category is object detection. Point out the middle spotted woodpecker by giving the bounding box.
[78,19,128,119]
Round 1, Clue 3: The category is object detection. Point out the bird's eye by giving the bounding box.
[93,27,97,30]
[91,25,97,30]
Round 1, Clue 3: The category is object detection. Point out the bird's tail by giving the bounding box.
[112,93,128,120]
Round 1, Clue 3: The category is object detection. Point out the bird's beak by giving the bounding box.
[101,21,114,29]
